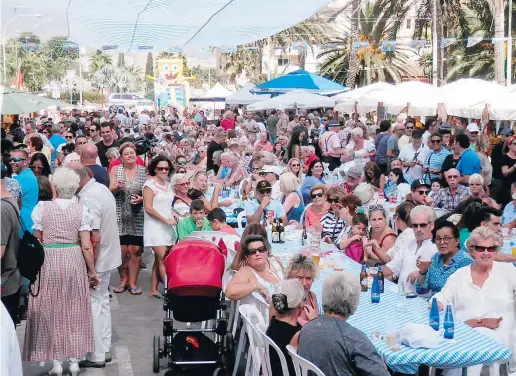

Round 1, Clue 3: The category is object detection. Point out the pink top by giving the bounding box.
[254,140,273,152]
[305,206,324,227]
[220,118,235,131]
[298,291,317,326]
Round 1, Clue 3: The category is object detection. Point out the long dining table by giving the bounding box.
[268,238,513,374]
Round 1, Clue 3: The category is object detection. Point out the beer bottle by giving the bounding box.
[271,219,279,243]
[377,265,384,293]
[279,220,285,243]
[360,262,368,292]
[301,225,307,246]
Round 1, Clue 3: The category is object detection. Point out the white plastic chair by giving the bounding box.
[258,327,290,376]
[286,345,326,376]
[236,211,246,229]
[299,203,313,225]
[239,304,267,376]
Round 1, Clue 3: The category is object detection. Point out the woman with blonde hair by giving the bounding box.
[285,254,319,325]
[220,152,247,188]
[475,133,492,191]
[279,172,305,222]
[109,142,147,295]
[286,158,303,184]
[468,173,499,208]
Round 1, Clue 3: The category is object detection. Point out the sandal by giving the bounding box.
[129,287,142,295]
[112,285,128,293]
[150,292,163,299]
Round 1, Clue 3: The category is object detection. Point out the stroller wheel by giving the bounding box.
[153,335,161,373]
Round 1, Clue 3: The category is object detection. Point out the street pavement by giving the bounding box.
[17,252,171,376]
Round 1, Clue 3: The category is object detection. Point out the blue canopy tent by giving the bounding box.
[251,69,347,96]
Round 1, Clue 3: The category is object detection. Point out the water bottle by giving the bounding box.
[371,275,380,304]
[443,304,454,339]
[429,298,440,331]
[377,265,384,293]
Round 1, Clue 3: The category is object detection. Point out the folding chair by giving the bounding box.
[286,344,325,376]
[258,327,290,376]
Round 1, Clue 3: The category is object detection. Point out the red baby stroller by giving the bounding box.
[153,239,234,375]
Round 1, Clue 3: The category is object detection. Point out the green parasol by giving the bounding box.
[0,85,70,114]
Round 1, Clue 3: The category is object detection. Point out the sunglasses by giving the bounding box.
[473,245,497,253]
[311,192,324,199]
[290,163,300,167]
[416,190,429,195]
[259,172,268,176]
[258,189,272,195]
[66,136,74,140]
[431,139,442,144]
[411,222,430,229]
[156,167,170,171]
[470,132,479,135]
[328,198,339,204]
[435,236,455,244]
[447,175,459,179]
[76,141,87,145]
[369,204,384,211]
[252,167,261,172]
[177,161,187,165]
[245,246,268,256]
[406,127,414,130]
[30,165,44,170]
[176,182,190,187]
[9,157,25,162]
[89,128,97,132]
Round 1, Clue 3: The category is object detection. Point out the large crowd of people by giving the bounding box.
[1,106,516,376]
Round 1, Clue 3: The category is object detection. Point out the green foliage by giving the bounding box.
[117,53,125,68]
[189,65,211,88]
[89,50,112,77]
[82,91,105,103]
[145,52,154,91]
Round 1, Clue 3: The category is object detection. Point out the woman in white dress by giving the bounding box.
[143,156,177,299]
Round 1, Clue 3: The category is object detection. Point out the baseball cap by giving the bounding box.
[411,179,431,191]
[261,165,283,177]
[256,180,272,193]
[500,127,514,136]
[439,122,452,132]
[467,123,480,133]
[328,120,340,128]
[346,165,363,179]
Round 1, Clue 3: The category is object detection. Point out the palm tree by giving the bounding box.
[346,0,360,89]
[89,50,112,77]
[318,0,418,87]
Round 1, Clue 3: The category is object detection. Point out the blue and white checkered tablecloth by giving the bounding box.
[269,240,513,374]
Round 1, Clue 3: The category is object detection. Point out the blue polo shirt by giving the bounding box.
[49,134,66,162]
[245,198,286,223]
[14,168,39,234]
[456,148,481,178]
[502,201,516,225]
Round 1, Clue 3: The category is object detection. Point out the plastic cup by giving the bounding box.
[311,253,320,266]
[502,227,509,237]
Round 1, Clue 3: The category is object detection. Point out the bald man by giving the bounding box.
[432,168,470,211]
[81,144,109,188]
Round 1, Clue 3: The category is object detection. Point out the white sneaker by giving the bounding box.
[69,359,80,376]
[48,360,63,376]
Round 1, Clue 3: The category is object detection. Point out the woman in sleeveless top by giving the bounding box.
[285,254,319,326]
[364,206,397,264]
[25,167,95,376]
[143,156,177,299]
[279,172,305,222]
[226,235,284,321]
[170,173,192,216]
[109,142,147,295]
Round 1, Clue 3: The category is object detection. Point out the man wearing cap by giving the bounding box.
[386,123,405,172]
[466,123,480,150]
[398,129,429,181]
[319,121,344,171]
[454,134,481,185]
[405,179,432,206]
[342,164,362,195]
[432,168,469,212]
[422,132,450,184]
[260,165,282,200]
[245,180,287,225]
[491,127,515,201]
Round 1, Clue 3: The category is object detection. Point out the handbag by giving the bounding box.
[2,199,44,297]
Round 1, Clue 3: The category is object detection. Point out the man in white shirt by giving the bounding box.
[138,109,151,126]
[0,302,22,376]
[115,108,129,125]
[319,121,344,171]
[398,118,414,150]
[260,165,283,201]
[383,205,437,293]
[70,163,122,368]
[422,117,440,146]
[398,130,429,181]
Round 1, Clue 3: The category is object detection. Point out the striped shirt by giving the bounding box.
[320,211,346,242]
[432,185,469,212]
[423,148,451,184]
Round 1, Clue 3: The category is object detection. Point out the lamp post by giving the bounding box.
[2,13,42,84]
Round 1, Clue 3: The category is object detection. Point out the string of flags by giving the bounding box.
[18,37,515,55]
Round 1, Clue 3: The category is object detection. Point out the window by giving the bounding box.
[277,58,290,66]
[122,94,133,100]
[406,18,412,29]
[111,94,121,100]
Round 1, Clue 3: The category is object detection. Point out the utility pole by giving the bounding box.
[507,0,513,86]
[431,0,438,87]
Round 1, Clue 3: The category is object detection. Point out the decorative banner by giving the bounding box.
[23,42,40,52]
[102,45,118,50]
[410,39,428,48]
[62,42,79,51]
[491,37,508,44]
[167,46,183,53]
[220,45,237,53]
[352,41,369,49]
[381,40,397,52]
[467,36,483,47]
[291,42,308,51]
[319,43,337,50]
[244,46,259,50]
[441,38,457,48]
[138,45,153,50]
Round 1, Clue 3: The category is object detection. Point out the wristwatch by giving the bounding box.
[476,318,483,324]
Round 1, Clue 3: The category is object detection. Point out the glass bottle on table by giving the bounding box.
[279,220,285,243]
[360,262,368,292]
[443,304,454,339]
[271,219,279,243]
[429,298,440,331]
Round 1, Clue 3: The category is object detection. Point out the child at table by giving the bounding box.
[337,213,368,263]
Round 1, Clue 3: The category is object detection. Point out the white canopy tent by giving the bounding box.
[1,0,332,50]
[190,83,231,111]
[333,82,393,113]
[446,92,516,120]
[247,89,337,111]
[225,84,270,105]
